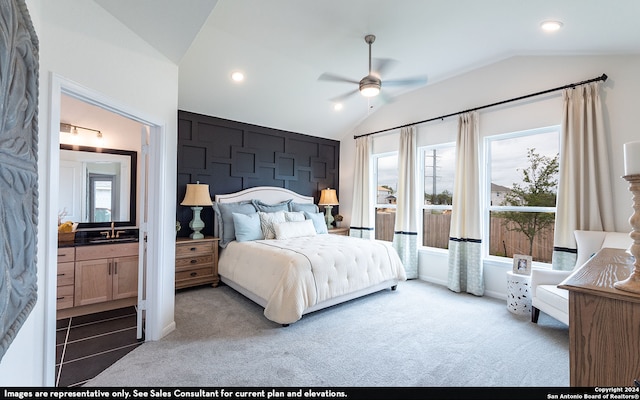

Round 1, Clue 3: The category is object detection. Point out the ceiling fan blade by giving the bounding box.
[378,90,395,104]
[318,73,359,84]
[372,58,397,77]
[329,89,359,103]
[383,76,428,87]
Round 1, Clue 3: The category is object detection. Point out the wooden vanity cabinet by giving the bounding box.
[56,247,75,310]
[74,242,139,306]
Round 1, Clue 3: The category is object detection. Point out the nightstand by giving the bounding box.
[175,237,220,289]
[328,227,349,236]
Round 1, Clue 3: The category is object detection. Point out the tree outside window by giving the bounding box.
[487,128,559,263]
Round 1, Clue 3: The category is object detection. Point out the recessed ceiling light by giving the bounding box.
[231,71,244,82]
[540,20,563,32]
[333,103,343,111]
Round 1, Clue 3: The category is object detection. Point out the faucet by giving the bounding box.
[99,222,116,239]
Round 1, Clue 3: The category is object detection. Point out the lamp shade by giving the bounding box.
[318,188,339,206]
[180,183,213,206]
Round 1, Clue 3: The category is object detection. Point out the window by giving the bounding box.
[421,144,455,249]
[486,127,560,263]
[373,153,397,241]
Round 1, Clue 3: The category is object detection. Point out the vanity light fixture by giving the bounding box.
[60,123,103,140]
[180,181,213,240]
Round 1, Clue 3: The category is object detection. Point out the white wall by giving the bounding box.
[0,0,179,386]
[340,54,640,299]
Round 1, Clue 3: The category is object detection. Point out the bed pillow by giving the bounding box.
[232,212,264,242]
[274,220,317,240]
[258,211,287,239]
[284,211,305,222]
[213,201,257,248]
[290,202,319,214]
[303,211,328,234]
[251,199,292,213]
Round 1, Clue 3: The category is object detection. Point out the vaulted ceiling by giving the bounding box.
[93,0,640,140]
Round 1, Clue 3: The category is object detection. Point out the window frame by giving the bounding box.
[483,125,560,267]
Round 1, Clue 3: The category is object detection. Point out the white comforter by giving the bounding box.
[218,235,406,324]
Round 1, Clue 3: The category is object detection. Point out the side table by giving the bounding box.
[506,270,532,315]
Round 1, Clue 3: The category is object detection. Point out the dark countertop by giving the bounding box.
[58,228,139,248]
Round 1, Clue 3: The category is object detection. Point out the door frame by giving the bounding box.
[45,73,170,385]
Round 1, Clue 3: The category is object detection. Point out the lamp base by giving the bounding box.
[189,206,205,240]
[323,205,334,230]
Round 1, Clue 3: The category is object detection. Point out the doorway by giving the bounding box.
[47,74,167,386]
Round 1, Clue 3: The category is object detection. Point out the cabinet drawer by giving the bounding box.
[76,242,138,261]
[57,247,75,263]
[176,242,212,257]
[175,266,214,282]
[56,285,74,310]
[175,254,214,270]
[57,262,75,286]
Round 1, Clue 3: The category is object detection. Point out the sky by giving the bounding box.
[376,128,560,198]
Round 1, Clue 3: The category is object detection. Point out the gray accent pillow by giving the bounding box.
[213,201,257,248]
[251,199,292,213]
[291,202,319,214]
[303,211,328,234]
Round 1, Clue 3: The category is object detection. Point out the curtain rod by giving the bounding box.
[353,73,608,139]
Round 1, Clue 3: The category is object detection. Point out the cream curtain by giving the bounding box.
[447,112,483,295]
[552,82,615,270]
[349,136,374,239]
[392,126,418,278]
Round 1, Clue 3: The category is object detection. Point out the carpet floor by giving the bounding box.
[85,279,569,387]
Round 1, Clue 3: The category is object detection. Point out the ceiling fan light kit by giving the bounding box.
[319,33,427,103]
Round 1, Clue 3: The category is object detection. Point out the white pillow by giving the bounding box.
[274,220,317,240]
[258,211,286,239]
[284,211,305,222]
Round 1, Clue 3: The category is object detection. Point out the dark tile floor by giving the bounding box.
[56,306,143,387]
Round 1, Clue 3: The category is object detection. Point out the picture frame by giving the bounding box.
[513,254,532,275]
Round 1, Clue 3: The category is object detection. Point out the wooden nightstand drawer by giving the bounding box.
[176,242,212,257]
[175,237,220,289]
[175,267,214,282]
[175,254,214,270]
[328,227,349,236]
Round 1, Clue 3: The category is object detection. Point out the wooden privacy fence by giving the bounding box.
[375,210,554,263]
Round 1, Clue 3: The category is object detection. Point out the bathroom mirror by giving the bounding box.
[59,144,137,227]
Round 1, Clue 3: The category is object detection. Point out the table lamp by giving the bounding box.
[180,182,213,239]
[318,188,339,230]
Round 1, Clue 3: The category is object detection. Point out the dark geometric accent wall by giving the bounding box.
[177,110,340,238]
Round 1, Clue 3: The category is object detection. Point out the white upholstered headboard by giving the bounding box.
[213,187,315,240]
[214,186,314,204]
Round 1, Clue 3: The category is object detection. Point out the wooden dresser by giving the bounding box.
[175,237,220,289]
[559,248,640,386]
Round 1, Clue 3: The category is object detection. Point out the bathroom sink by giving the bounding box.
[87,237,139,244]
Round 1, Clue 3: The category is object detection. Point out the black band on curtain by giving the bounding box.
[449,237,482,243]
[553,246,577,254]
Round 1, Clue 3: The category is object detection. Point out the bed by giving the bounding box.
[213,186,406,325]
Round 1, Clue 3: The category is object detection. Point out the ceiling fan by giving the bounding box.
[318,34,428,103]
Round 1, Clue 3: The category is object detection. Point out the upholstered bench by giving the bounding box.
[530,230,631,325]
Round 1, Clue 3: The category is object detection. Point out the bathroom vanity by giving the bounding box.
[57,230,140,320]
